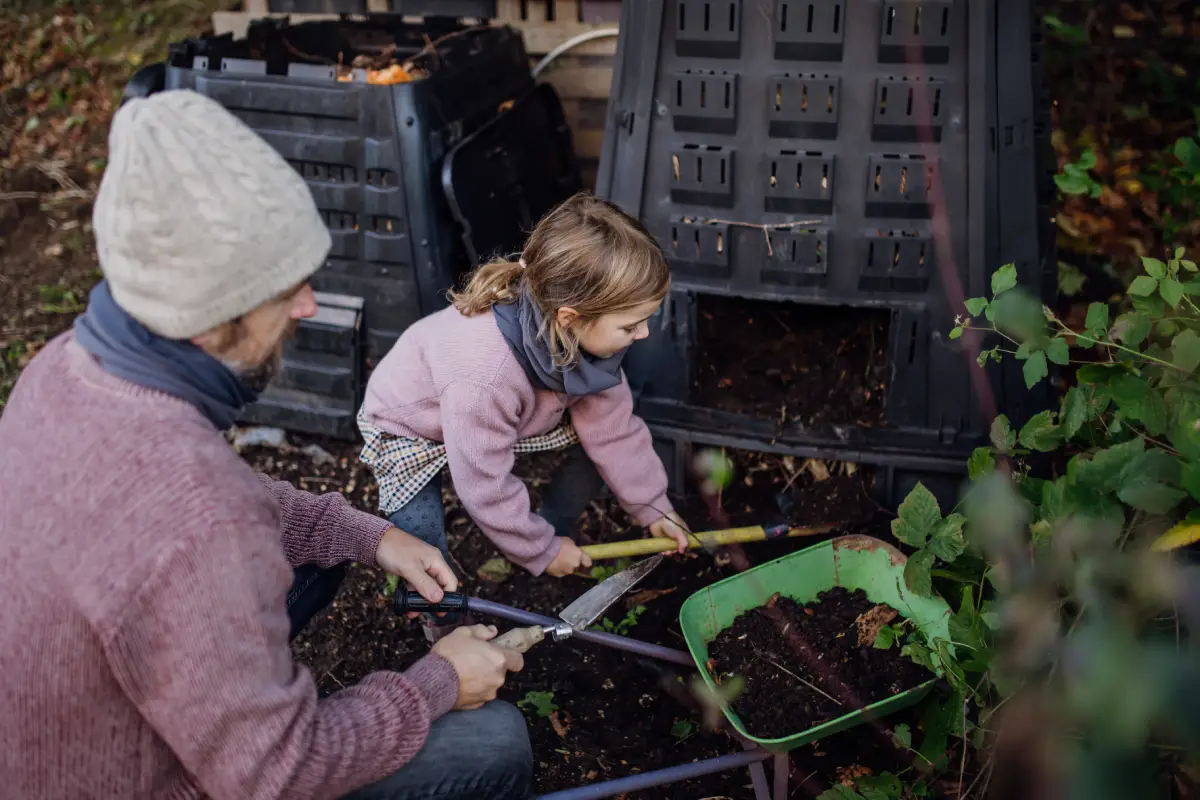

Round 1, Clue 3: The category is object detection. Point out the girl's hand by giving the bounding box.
[649,512,691,554]
[545,537,592,577]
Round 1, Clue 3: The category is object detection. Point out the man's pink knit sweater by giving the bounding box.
[360,305,674,575]
[0,334,459,799]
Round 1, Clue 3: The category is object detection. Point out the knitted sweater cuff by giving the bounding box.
[341,508,395,566]
[404,654,459,721]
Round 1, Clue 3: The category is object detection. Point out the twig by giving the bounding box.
[688,215,822,257]
[759,656,842,707]
[962,759,993,799]
[959,695,970,797]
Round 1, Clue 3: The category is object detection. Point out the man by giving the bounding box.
[0,90,530,799]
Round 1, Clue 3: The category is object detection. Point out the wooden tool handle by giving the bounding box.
[492,625,546,653]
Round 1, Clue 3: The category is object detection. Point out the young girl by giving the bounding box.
[358,194,689,635]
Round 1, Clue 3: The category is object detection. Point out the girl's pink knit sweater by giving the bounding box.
[361,305,674,575]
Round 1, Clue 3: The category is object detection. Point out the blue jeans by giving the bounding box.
[387,445,606,622]
[341,701,533,800]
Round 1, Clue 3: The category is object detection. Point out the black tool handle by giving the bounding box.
[393,591,470,615]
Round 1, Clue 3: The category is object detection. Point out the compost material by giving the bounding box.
[692,300,889,429]
[707,588,931,741]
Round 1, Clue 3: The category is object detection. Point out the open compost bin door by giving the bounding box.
[441,83,584,265]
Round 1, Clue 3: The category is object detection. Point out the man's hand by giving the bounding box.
[649,512,691,554]
[432,625,523,710]
[375,526,457,604]
[544,537,592,578]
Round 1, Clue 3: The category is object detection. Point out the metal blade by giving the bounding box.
[558,554,663,630]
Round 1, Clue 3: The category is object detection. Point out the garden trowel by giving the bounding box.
[490,554,662,652]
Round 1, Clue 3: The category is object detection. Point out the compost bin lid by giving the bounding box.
[267,0,497,16]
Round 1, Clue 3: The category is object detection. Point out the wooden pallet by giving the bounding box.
[210,0,616,183]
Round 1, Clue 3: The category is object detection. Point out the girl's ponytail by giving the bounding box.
[449,258,524,316]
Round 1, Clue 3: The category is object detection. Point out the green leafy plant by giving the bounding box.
[590,604,646,636]
[516,690,558,718]
[1055,148,1104,198]
[588,557,631,582]
[816,772,907,800]
[883,259,1200,799]
[669,719,695,740]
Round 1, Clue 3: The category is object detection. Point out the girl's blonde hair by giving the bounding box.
[450,192,670,367]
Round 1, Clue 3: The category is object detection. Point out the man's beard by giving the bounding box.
[233,348,283,394]
[218,340,286,395]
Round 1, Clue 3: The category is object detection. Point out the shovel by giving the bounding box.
[395,554,662,653]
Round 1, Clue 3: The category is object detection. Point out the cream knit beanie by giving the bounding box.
[92,90,332,339]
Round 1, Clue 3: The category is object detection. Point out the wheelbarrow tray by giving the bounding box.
[679,534,953,753]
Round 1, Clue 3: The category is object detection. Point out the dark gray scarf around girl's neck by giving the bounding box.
[492,284,627,397]
[72,280,258,429]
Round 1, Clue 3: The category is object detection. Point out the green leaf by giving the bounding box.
[1058,261,1087,296]
[1142,256,1167,279]
[891,483,941,547]
[990,289,1048,342]
[903,548,936,597]
[1160,277,1186,308]
[991,264,1018,295]
[874,625,897,649]
[1055,171,1093,195]
[927,513,967,561]
[967,447,995,480]
[1046,337,1071,366]
[1175,136,1200,172]
[1084,302,1110,334]
[857,774,904,800]
[1129,275,1160,296]
[990,414,1017,454]
[949,326,963,340]
[892,723,912,749]
[817,788,864,800]
[1022,350,1049,388]
[1172,329,1200,372]
[1110,375,1170,435]
[964,297,988,316]
[1183,260,1198,273]
[1060,386,1101,439]
[1116,481,1187,515]
[1019,409,1060,451]
[1071,437,1145,493]
[902,641,937,673]
[517,690,558,718]
[1181,463,1200,502]
[670,719,696,739]
[1108,311,1147,345]
[1077,363,1124,385]
[1078,149,1097,169]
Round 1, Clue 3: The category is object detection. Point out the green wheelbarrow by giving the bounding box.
[402,535,953,799]
[532,535,953,800]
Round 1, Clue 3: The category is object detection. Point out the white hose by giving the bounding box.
[531,28,620,77]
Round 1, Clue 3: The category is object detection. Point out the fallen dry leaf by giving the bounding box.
[855,604,899,646]
[624,587,676,608]
[765,592,781,609]
[837,764,873,787]
[476,557,513,583]
[803,458,830,481]
[549,710,571,739]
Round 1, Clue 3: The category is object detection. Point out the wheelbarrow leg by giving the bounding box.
[742,741,771,800]
[773,753,790,799]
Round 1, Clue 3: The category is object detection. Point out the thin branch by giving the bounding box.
[759,657,842,707]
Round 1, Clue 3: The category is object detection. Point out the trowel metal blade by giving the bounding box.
[558,554,663,630]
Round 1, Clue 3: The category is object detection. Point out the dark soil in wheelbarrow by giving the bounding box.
[244,438,950,797]
[707,588,933,741]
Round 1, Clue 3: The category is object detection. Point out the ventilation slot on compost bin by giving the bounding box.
[665,217,732,279]
[773,0,845,61]
[671,70,739,133]
[769,74,840,139]
[676,0,743,58]
[692,295,889,429]
[871,77,946,142]
[671,144,735,207]
[878,1,953,64]
[859,229,934,291]
[764,150,834,214]
[865,154,936,218]
[762,227,829,287]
